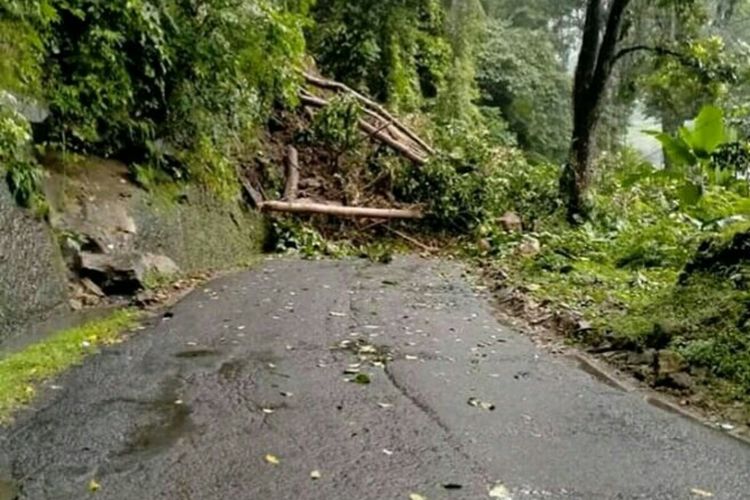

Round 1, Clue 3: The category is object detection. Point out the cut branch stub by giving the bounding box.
[283,145,300,201]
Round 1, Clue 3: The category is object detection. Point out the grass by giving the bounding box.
[0,309,140,423]
[487,216,750,405]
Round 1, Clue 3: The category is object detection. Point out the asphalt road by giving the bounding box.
[1,257,749,500]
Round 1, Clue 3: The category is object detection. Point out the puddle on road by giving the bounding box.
[0,478,18,500]
[116,379,196,466]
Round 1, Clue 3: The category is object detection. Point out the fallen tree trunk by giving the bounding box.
[299,93,427,165]
[303,72,436,155]
[259,200,423,219]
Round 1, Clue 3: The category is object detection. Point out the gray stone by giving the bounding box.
[498,211,523,233]
[518,236,541,257]
[657,350,686,376]
[78,252,179,294]
[626,349,657,367]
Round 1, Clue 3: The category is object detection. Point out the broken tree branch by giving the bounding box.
[283,145,300,201]
[299,93,427,165]
[259,200,423,219]
[302,72,436,155]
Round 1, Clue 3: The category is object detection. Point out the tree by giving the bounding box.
[476,20,572,162]
[561,0,633,221]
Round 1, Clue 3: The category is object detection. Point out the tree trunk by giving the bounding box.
[561,0,632,222]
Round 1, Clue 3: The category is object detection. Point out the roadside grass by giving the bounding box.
[0,309,140,423]
[486,217,750,407]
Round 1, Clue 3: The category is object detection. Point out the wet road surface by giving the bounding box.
[1,257,749,499]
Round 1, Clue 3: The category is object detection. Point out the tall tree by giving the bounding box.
[561,0,632,220]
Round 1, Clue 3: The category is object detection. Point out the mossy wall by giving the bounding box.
[1,157,267,346]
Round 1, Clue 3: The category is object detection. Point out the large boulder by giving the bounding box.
[78,252,179,294]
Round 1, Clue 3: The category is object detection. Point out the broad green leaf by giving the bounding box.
[678,182,703,207]
[649,132,696,167]
[690,105,727,155]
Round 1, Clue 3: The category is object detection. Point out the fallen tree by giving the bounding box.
[258,200,423,219]
[302,72,435,156]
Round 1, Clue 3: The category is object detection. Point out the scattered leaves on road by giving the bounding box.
[264,454,280,465]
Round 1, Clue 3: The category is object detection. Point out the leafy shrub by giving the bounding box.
[0,101,45,210]
[307,95,362,153]
[395,119,559,232]
[4,0,308,197]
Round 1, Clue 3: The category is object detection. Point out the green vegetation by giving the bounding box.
[0,310,139,422]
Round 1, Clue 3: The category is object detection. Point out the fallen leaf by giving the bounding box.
[262,408,275,414]
[88,479,101,492]
[280,392,293,397]
[468,397,496,411]
[488,483,512,499]
[377,402,393,409]
[329,311,347,317]
[310,470,322,480]
[351,373,371,385]
[383,448,394,456]
[405,355,419,361]
[265,454,280,465]
[409,494,426,500]
[691,489,714,498]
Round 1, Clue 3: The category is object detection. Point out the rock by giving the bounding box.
[626,349,657,367]
[80,277,105,298]
[657,350,686,376]
[498,212,522,233]
[78,251,180,295]
[116,216,137,235]
[141,254,180,277]
[666,371,694,390]
[517,236,541,257]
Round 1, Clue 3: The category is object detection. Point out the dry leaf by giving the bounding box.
[88,479,101,492]
[409,494,426,500]
[489,483,512,499]
[310,470,322,480]
[691,489,714,498]
[265,454,280,465]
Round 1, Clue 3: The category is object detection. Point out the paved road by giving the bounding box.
[1,257,749,499]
